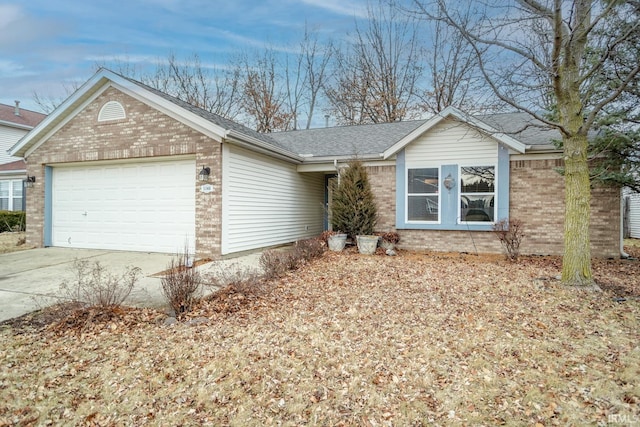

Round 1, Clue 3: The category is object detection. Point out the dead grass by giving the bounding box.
[0,231,29,254]
[1,248,639,426]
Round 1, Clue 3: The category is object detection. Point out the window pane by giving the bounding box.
[460,166,495,193]
[408,168,439,194]
[0,181,9,198]
[12,181,22,198]
[461,195,494,222]
[0,182,8,210]
[408,195,439,221]
[12,198,22,211]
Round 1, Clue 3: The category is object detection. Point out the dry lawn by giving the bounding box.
[0,232,28,254]
[1,247,639,426]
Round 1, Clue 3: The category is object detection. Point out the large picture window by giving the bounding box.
[460,166,495,222]
[407,168,439,222]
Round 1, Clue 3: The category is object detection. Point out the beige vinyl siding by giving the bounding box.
[0,126,28,164]
[222,144,325,255]
[630,193,640,239]
[405,118,498,165]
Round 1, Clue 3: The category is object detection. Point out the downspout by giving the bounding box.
[621,189,629,258]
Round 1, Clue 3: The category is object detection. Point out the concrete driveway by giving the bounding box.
[0,248,177,322]
[0,247,265,322]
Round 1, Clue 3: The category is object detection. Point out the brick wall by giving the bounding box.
[367,165,396,231]
[366,158,621,258]
[25,87,223,258]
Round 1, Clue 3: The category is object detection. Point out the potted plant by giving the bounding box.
[322,230,348,252]
[378,231,400,250]
[330,159,379,255]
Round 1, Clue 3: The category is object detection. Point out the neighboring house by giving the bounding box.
[9,69,622,258]
[0,102,46,211]
[629,193,640,239]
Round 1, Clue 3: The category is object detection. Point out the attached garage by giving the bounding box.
[51,158,196,253]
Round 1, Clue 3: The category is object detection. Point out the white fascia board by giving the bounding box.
[382,106,526,159]
[13,69,228,158]
[109,78,227,142]
[297,158,395,173]
[10,72,112,158]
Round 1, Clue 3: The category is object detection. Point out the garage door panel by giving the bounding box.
[52,159,196,253]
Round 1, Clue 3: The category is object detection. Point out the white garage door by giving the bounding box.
[52,159,195,253]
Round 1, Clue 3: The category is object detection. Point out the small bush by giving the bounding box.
[60,259,141,308]
[293,237,325,261]
[330,160,378,239]
[161,247,203,317]
[493,218,525,261]
[260,250,296,280]
[260,238,325,280]
[378,231,400,244]
[0,211,25,232]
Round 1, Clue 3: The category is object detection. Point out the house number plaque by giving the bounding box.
[200,184,214,193]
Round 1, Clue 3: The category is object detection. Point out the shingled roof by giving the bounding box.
[0,103,46,129]
[270,120,427,158]
[123,76,291,151]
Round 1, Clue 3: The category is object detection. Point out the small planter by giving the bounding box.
[328,233,348,251]
[356,235,379,255]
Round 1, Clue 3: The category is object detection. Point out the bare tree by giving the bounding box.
[240,49,293,132]
[420,19,493,114]
[300,28,334,129]
[143,53,243,120]
[408,0,640,286]
[32,80,83,113]
[326,1,424,124]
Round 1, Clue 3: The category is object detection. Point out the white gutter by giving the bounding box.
[225,129,304,163]
[0,120,33,131]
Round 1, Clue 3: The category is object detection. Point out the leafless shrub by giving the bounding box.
[260,238,326,280]
[161,247,202,317]
[293,238,325,261]
[260,250,296,280]
[59,259,141,308]
[493,218,525,261]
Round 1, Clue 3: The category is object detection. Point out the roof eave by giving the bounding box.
[226,130,304,163]
[9,69,231,158]
[382,106,527,158]
[0,120,33,131]
[300,153,384,163]
[526,144,562,153]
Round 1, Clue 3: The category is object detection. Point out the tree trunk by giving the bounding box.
[561,133,594,286]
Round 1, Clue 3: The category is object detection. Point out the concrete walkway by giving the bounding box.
[0,247,263,322]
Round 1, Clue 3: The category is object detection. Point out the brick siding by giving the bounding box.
[367,159,621,258]
[25,87,222,258]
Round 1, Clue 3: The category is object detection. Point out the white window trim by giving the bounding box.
[406,165,441,224]
[457,164,497,225]
[0,179,24,211]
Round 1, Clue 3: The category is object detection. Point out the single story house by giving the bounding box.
[0,102,46,211]
[9,69,622,258]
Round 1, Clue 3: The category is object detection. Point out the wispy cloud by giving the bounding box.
[299,0,368,18]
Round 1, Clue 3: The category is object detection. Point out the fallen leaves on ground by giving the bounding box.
[1,248,639,426]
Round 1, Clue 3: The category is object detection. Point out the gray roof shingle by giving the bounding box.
[270,120,426,157]
[121,71,561,157]
[478,112,562,146]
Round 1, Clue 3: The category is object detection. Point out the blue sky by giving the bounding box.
[0,0,368,113]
